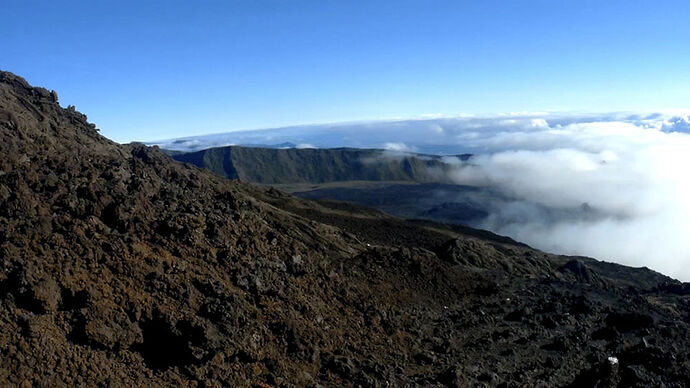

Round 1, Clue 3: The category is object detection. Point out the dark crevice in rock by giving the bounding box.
[66,314,92,347]
[0,269,48,314]
[59,287,89,311]
[131,317,200,371]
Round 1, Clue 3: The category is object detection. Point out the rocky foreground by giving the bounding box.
[1,71,689,387]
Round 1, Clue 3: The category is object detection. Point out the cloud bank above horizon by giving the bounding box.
[150,111,690,154]
[152,111,690,280]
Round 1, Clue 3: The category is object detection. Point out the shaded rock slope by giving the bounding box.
[1,71,689,387]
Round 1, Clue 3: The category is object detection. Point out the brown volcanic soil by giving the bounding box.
[1,71,690,387]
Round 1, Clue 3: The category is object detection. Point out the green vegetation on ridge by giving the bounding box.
[172,146,466,184]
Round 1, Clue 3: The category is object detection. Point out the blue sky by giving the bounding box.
[2,0,689,142]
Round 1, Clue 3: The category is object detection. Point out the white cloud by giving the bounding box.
[429,124,444,134]
[419,113,447,119]
[149,112,690,154]
[529,118,549,128]
[296,143,316,149]
[447,119,690,280]
[383,142,416,152]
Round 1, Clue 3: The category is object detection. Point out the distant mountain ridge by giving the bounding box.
[172,145,470,184]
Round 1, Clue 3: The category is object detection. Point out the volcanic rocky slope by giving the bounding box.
[1,71,689,387]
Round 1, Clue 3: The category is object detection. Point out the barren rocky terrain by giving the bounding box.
[1,71,690,387]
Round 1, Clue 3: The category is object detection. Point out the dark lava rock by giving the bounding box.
[592,326,618,341]
[559,259,603,285]
[605,312,654,332]
[505,307,531,322]
[620,365,655,387]
[656,281,690,295]
[414,350,438,365]
[569,295,594,315]
[568,358,619,387]
[437,366,467,388]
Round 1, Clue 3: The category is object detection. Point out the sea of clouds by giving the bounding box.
[152,111,690,280]
[445,114,690,281]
